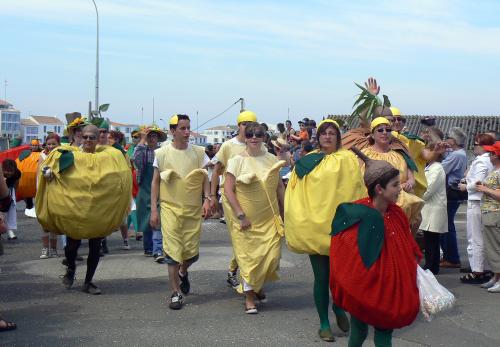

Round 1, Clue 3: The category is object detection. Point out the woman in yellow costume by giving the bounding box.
[36,124,132,295]
[150,114,211,311]
[224,122,285,314]
[362,118,424,231]
[284,119,366,342]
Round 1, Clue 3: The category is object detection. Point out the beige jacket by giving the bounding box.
[419,162,448,233]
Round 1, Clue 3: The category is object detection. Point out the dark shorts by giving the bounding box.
[164,253,199,265]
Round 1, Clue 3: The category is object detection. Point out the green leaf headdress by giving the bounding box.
[348,82,391,126]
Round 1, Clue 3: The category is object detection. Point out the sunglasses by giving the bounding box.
[376,127,392,133]
[82,135,97,140]
[132,135,140,139]
[99,129,108,134]
[392,117,403,122]
[245,132,264,139]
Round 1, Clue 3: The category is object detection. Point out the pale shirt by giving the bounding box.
[466,153,494,201]
[153,144,210,169]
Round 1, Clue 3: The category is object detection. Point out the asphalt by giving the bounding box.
[1,203,499,347]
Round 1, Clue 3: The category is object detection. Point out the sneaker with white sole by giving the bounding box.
[7,230,17,240]
[40,248,49,259]
[123,240,131,250]
[481,278,497,289]
[227,271,239,289]
[169,292,184,310]
[487,282,500,293]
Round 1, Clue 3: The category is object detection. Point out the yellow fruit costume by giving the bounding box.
[15,150,41,201]
[284,148,366,256]
[35,144,132,239]
[225,153,285,293]
[155,143,208,263]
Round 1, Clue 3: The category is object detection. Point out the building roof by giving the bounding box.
[190,131,207,138]
[30,116,64,125]
[0,99,13,109]
[21,118,37,126]
[110,121,139,127]
[205,125,238,131]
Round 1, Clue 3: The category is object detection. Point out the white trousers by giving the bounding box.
[466,201,489,272]
[242,279,253,292]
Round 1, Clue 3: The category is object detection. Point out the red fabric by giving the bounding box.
[330,197,422,330]
[0,145,30,163]
[131,168,138,198]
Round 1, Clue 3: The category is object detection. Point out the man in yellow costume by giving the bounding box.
[150,114,211,310]
[209,110,258,290]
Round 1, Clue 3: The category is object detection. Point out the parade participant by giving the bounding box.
[440,127,467,269]
[126,128,141,240]
[458,134,495,283]
[2,160,21,240]
[65,113,86,147]
[38,133,61,259]
[285,119,366,342]
[15,139,42,217]
[107,130,133,250]
[361,118,424,232]
[150,114,211,310]
[476,141,500,292]
[133,125,166,258]
[209,110,258,290]
[36,124,132,294]
[224,122,285,314]
[330,147,422,347]
[271,138,292,179]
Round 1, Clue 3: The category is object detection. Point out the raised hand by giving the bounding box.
[365,77,380,96]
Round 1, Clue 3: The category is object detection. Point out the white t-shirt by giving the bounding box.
[153,144,210,169]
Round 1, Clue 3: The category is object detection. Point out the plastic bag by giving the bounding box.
[417,265,456,321]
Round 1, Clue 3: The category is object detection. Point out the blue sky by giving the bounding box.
[2,0,500,129]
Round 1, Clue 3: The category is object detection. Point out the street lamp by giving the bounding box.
[91,0,99,118]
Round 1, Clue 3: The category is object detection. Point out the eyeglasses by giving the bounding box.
[82,135,97,140]
[132,136,140,139]
[376,127,392,133]
[245,132,264,139]
[392,117,403,122]
[99,129,108,134]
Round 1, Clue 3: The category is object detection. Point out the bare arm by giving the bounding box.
[202,175,211,219]
[149,167,160,229]
[277,179,285,219]
[476,183,500,201]
[209,162,222,210]
[0,166,8,199]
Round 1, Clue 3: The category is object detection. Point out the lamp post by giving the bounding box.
[91,0,99,119]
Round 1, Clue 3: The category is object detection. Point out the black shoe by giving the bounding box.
[76,255,84,261]
[101,239,109,254]
[153,253,165,263]
[227,271,239,289]
[62,258,68,266]
[179,272,190,295]
[82,282,102,295]
[62,269,75,289]
[169,292,183,310]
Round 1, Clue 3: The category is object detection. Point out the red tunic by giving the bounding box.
[330,197,422,329]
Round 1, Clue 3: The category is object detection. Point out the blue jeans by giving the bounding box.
[152,228,163,255]
[440,200,461,264]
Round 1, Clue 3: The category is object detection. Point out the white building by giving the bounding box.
[0,99,21,139]
[20,115,64,144]
[189,131,207,146]
[201,125,238,144]
[110,121,140,143]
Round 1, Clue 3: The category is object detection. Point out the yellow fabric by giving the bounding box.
[35,145,132,239]
[237,110,257,124]
[156,144,207,263]
[169,114,179,125]
[16,151,41,200]
[390,107,401,116]
[284,149,366,256]
[361,147,425,225]
[317,119,339,130]
[225,152,284,293]
[370,117,391,131]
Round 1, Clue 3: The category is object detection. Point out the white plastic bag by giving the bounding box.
[417,265,456,321]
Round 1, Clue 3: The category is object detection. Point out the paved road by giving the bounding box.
[1,204,499,346]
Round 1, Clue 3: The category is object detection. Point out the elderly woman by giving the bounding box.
[224,122,285,314]
[285,119,366,342]
[361,118,424,231]
[476,141,500,292]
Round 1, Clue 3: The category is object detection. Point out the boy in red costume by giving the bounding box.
[330,147,422,346]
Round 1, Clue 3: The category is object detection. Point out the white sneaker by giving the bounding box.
[7,230,17,240]
[487,282,500,293]
[481,278,497,289]
[122,240,131,250]
[25,208,37,218]
[40,248,49,259]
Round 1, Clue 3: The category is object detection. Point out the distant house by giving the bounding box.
[110,121,140,143]
[20,115,64,144]
[201,125,238,144]
[0,99,21,139]
[190,131,207,146]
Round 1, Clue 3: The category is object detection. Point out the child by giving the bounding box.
[330,147,422,347]
[2,159,21,240]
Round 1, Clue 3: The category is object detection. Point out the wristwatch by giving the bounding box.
[237,213,246,221]
[204,196,212,201]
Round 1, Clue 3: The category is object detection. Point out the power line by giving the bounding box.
[194,98,242,131]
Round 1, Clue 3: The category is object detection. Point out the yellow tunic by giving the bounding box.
[361,147,425,226]
[155,144,207,263]
[226,152,284,293]
[35,145,132,239]
[284,149,366,256]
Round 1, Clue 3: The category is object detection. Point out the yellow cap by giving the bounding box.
[370,117,391,131]
[389,107,401,116]
[317,119,339,130]
[31,139,40,146]
[237,110,257,124]
[169,114,179,125]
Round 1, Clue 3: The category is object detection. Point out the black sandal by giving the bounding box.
[460,272,491,284]
[0,318,17,332]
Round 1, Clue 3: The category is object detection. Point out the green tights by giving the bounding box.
[309,254,348,331]
[127,210,138,234]
[348,315,393,347]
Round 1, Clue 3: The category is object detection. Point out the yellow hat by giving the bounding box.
[169,114,179,125]
[31,139,40,146]
[370,117,391,131]
[317,119,339,130]
[237,110,257,124]
[389,107,401,116]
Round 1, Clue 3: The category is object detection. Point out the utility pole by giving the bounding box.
[141,107,144,124]
[196,110,199,131]
[287,107,290,121]
[239,98,245,112]
[91,0,100,119]
[152,97,155,124]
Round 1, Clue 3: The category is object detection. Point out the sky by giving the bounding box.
[2,0,500,129]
